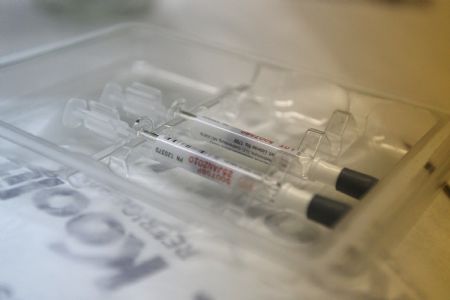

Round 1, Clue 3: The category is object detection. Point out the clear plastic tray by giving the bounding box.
[0,23,449,299]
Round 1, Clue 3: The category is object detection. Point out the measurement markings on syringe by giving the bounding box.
[153,136,235,186]
[239,130,274,145]
[155,146,174,160]
[152,136,262,188]
[190,115,297,165]
[189,156,233,186]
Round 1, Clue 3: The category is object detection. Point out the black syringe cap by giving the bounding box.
[307,195,351,228]
[336,168,378,199]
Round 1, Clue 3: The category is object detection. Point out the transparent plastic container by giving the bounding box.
[0,23,449,299]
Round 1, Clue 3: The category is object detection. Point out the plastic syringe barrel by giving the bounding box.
[139,130,350,228]
[178,110,379,199]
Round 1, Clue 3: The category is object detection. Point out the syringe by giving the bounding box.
[175,109,378,199]
[136,127,350,228]
[60,86,350,227]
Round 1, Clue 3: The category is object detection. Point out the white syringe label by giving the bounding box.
[152,135,259,189]
[186,115,297,165]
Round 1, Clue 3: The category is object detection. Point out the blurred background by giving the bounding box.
[0,0,449,298]
[1,0,449,111]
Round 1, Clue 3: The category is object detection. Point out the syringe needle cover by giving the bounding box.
[176,109,378,199]
[137,129,350,228]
